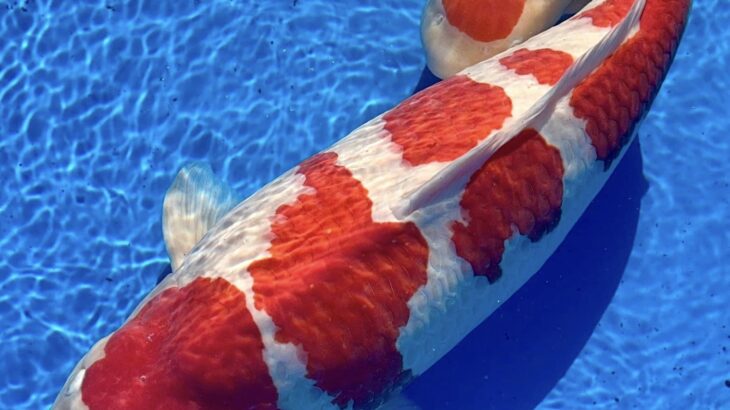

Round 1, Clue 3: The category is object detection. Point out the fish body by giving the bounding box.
[54,0,692,409]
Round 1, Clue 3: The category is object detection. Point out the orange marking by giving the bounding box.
[249,153,429,408]
[571,0,691,165]
[578,0,634,27]
[82,278,279,409]
[500,48,574,85]
[384,75,512,166]
[443,0,526,42]
[452,129,564,282]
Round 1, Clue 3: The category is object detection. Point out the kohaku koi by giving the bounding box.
[54,0,692,409]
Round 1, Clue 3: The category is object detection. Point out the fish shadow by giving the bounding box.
[403,138,649,409]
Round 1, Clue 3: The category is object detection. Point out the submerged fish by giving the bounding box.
[422,0,592,78]
[54,0,691,409]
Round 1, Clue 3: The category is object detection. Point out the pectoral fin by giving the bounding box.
[162,163,238,271]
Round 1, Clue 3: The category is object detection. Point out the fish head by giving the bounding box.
[53,275,278,409]
[53,337,108,410]
[421,0,590,78]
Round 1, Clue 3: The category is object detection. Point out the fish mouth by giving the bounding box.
[53,336,110,410]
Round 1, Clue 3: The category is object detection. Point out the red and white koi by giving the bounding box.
[422,0,592,78]
[54,0,692,409]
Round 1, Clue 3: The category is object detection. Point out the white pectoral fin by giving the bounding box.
[393,0,646,219]
[162,163,238,271]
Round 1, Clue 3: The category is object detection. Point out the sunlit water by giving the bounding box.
[0,1,727,409]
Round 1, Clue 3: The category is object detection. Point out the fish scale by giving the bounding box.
[54,0,693,409]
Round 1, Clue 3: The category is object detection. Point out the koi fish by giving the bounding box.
[422,0,593,78]
[54,0,691,409]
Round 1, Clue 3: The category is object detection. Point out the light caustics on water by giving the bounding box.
[1,0,702,409]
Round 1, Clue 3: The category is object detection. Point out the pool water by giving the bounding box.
[0,1,727,409]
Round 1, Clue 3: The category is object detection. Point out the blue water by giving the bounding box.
[0,1,727,409]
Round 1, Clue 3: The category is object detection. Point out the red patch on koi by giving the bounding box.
[443,0,526,42]
[249,153,429,408]
[500,48,574,86]
[571,0,692,164]
[82,277,278,410]
[384,75,512,166]
[578,0,634,27]
[452,129,564,282]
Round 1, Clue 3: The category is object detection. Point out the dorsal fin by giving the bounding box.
[162,163,238,271]
[392,0,646,219]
